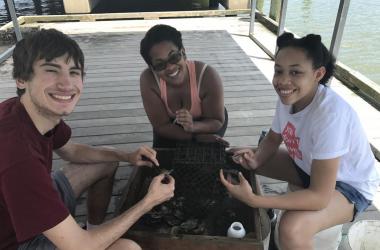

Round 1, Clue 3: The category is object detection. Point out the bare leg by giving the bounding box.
[61,161,118,224]
[255,147,305,187]
[107,239,141,250]
[279,190,354,250]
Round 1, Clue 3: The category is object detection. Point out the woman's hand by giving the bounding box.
[230,148,259,170]
[219,170,256,205]
[175,109,194,132]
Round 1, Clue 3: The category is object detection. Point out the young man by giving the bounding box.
[0,29,175,250]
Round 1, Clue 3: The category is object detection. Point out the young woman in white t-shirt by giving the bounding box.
[220,32,379,250]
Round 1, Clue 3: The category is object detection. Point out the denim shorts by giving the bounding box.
[18,170,76,250]
[294,164,372,221]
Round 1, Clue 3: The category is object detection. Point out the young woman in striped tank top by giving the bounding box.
[140,24,228,148]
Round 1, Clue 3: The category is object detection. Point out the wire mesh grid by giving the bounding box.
[138,141,254,235]
[171,141,228,218]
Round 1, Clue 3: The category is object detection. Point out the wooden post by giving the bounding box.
[249,0,257,34]
[330,0,350,60]
[63,0,101,14]
[276,0,288,53]
[269,0,281,22]
[277,0,288,36]
[192,0,209,9]
[256,0,264,13]
[222,0,251,9]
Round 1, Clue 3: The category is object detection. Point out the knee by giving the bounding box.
[278,213,313,249]
[110,239,141,250]
[102,161,119,179]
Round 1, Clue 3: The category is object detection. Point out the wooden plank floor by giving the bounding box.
[0,29,277,221]
[72,30,277,219]
[0,16,379,248]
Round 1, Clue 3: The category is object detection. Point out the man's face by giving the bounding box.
[18,54,83,122]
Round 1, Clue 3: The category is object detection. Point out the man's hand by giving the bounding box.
[219,170,256,205]
[127,145,159,167]
[175,109,193,132]
[144,174,175,208]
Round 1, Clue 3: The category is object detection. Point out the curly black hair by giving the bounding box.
[276,32,336,85]
[140,24,184,66]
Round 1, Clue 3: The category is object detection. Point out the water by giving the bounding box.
[262,0,380,85]
[0,0,64,24]
[0,0,379,84]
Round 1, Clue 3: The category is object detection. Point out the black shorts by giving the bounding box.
[18,170,76,250]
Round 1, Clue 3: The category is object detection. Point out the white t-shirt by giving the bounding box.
[271,85,380,200]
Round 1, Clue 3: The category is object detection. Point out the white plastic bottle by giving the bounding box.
[227,221,246,238]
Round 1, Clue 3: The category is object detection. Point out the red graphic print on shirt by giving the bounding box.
[282,122,302,160]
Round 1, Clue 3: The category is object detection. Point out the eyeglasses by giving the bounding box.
[151,50,183,71]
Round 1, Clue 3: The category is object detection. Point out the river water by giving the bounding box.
[261,0,380,85]
[0,0,379,84]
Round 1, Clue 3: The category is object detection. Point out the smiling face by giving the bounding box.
[273,47,325,113]
[149,41,187,86]
[17,53,83,126]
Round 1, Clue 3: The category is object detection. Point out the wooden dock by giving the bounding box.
[0,15,379,249]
